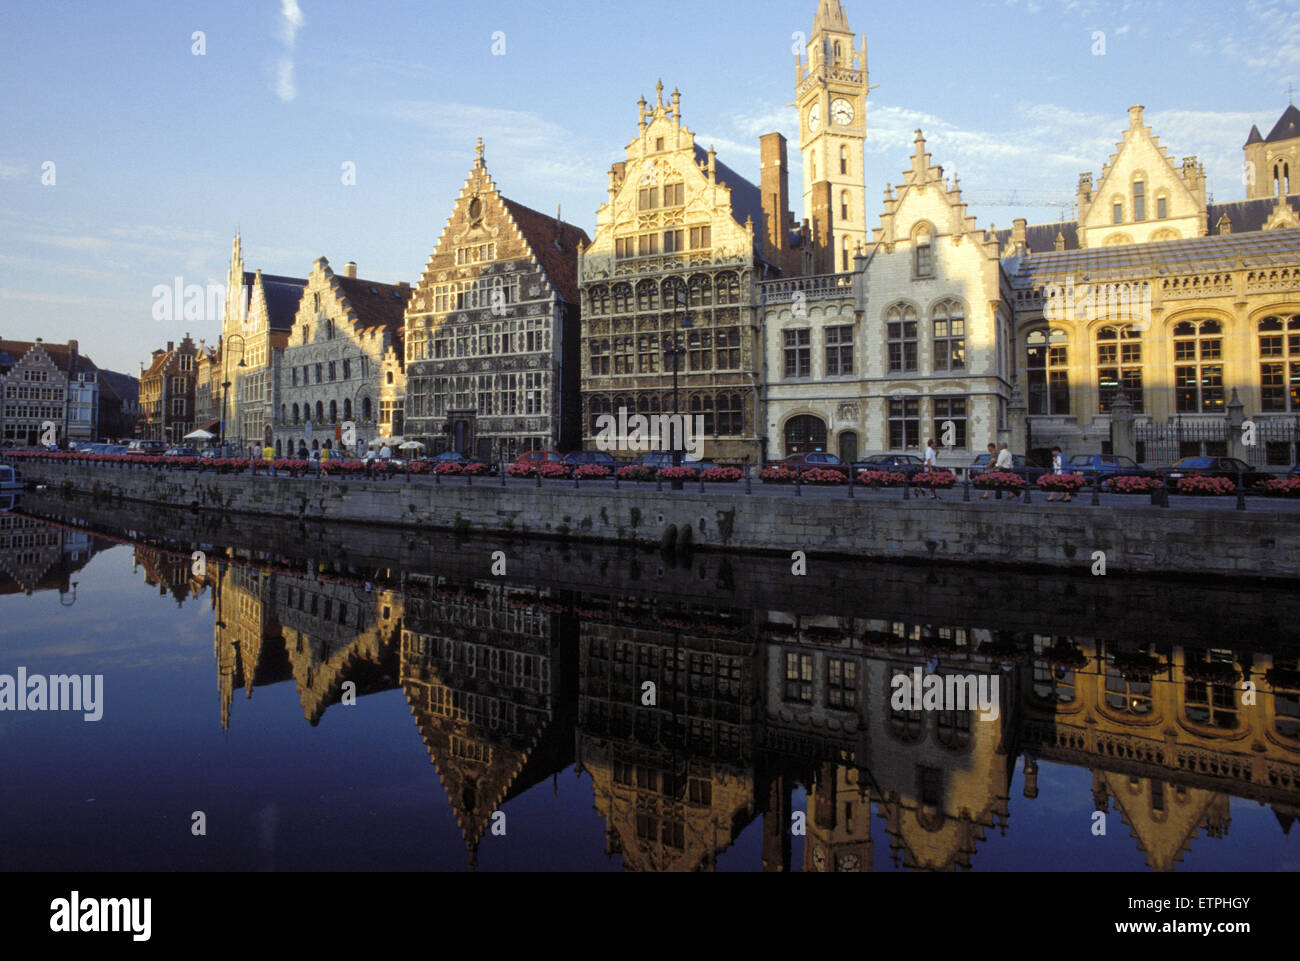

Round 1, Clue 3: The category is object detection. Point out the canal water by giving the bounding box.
[2,492,1298,872]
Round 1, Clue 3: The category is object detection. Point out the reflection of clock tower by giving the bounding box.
[797,0,870,274]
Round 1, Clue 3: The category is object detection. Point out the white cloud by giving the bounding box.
[272,1,305,102]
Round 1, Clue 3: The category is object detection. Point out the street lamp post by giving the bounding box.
[219,334,247,450]
[347,377,371,458]
[665,280,694,490]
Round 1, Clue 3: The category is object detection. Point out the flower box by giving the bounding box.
[801,467,846,485]
[758,467,797,484]
[1110,475,1165,495]
[856,470,906,488]
[657,466,698,482]
[574,464,612,480]
[911,470,957,489]
[701,466,743,483]
[1175,475,1235,496]
[1037,473,1087,492]
[1256,476,1300,498]
[972,471,1026,491]
[616,464,655,483]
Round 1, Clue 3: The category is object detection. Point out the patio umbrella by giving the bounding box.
[184,429,215,441]
[399,441,425,451]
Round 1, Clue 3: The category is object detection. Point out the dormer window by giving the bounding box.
[1133,181,1146,221]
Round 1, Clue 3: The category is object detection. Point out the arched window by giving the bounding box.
[589,286,610,315]
[932,300,965,371]
[689,393,715,434]
[329,400,338,423]
[275,440,282,457]
[717,393,743,436]
[784,414,827,455]
[343,398,352,420]
[636,280,659,312]
[280,404,287,424]
[1112,198,1123,224]
[292,403,300,423]
[362,397,372,421]
[386,371,394,385]
[842,236,851,272]
[886,304,918,373]
[1027,328,1069,415]
[688,275,713,307]
[832,40,843,64]
[1104,656,1153,716]
[1097,325,1144,412]
[315,400,324,422]
[840,147,849,177]
[612,284,632,313]
[914,228,933,277]
[1174,320,1224,412]
[1259,315,1300,411]
[587,395,611,436]
[714,272,740,305]
[1133,180,1146,222]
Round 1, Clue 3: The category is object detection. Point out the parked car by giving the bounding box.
[1066,454,1153,487]
[564,450,621,468]
[968,453,1051,484]
[1157,457,1272,488]
[1291,464,1300,476]
[163,447,202,459]
[853,453,928,479]
[127,440,167,455]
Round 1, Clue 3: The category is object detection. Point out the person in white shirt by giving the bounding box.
[379,444,392,461]
[923,439,941,499]
[1047,445,1069,502]
[994,443,1018,500]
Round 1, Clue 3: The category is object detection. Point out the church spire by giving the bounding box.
[813,0,851,33]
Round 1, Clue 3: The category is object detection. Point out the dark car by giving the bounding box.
[1291,464,1300,476]
[969,452,1050,483]
[564,450,621,468]
[127,440,167,455]
[1066,454,1153,486]
[854,453,928,479]
[163,447,202,459]
[1158,457,1272,488]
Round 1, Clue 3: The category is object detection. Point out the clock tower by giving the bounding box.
[796,0,870,274]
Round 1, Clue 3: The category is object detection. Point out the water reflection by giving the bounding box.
[7,495,1300,872]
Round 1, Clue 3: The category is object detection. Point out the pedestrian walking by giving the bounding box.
[924,439,941,499]
[995,442,1018,500]
[1047,446,1071,502]
[981,443,997,500]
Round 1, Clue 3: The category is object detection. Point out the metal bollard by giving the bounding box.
[615,471,621,491]
[535,471,542,489]
[435,470,441,486]
[574,473,580,490]
[848,472,855,498]
[699,470,705,494]
[656,474,663,492]
[902,479,909,500]
[500,461,506,487]
[466,470,472,486]
[963,480,971,502]
[1237,471,1246,511]
[1091,479,1101,506]
[795,468,802,497]
[744,465,752,494]
[1022,480,1032,504]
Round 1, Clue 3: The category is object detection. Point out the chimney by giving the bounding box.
[167,341,174,352]
[1012,218,1028,255]
[760,133,791,272]
[68,339,78,352]
[1128,105,1144,130]
[344,262,357,278]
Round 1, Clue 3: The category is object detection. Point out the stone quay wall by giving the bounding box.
[18,461,1300,580]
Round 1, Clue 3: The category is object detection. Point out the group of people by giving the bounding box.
[916,439,1072,503]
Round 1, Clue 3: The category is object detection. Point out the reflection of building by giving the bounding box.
[0,514,102,597]
[1019,637,1300,870]
[403,141,589,460]
[401,579,575,866]
[133,545,208,606]
[577,600,760,870]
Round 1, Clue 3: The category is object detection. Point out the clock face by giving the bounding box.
[807,103,822,132]
[832,98,855,125]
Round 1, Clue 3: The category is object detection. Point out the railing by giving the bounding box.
[758,273,856,305]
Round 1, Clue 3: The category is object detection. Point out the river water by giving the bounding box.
[2,491,1298,872]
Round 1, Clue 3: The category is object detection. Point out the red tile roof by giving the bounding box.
[501,199,591,305]
[0,340,99,375]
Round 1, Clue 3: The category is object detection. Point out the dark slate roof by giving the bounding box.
[243,271,307,333]
[1009,227,1300,287]
[336,276,411,340]
[1266,104,1300,143]
[1246,124,1264,146]
[501,198,591,305]
[994,221,1079,254]
[693,144,764,245]
[1208,196,1300,234]
[98,369,139,404]
[0,340,98,376]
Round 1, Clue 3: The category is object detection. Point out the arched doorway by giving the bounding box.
[784,415,828,456]
[838,431,859,464]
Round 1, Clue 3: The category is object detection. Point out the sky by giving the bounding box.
[1,0,1298,375]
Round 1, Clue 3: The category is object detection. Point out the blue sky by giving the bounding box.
[1,0,1297,374]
